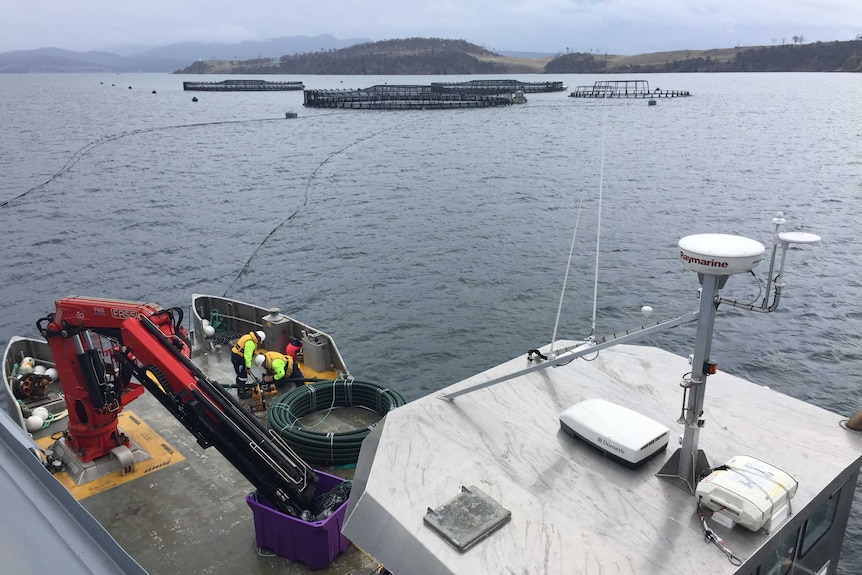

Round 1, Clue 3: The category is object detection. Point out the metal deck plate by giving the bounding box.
[424,485,511,551]
[36,410,185,499]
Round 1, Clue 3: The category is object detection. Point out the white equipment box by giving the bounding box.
[695,455,798,532]
[559,398,669,468]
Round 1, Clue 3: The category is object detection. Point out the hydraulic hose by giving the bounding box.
[268,379,406,466]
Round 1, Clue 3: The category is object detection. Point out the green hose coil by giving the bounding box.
[268,378,406,466]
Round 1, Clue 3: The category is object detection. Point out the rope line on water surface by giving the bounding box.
[0,114,349,209]
[222,120,409,297]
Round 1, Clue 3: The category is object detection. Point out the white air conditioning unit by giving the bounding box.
[695,455,798,532]
[559,398,669,468]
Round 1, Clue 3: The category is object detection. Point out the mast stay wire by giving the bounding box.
[549,98,610,357]
[589,96,610,341]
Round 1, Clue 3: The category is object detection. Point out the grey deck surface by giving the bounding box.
[345,341,862,575]
[0,408,148,575]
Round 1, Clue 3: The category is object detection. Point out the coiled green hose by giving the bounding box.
[268,378,406,466]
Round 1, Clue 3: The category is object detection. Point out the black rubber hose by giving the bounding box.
[268,379,406,466]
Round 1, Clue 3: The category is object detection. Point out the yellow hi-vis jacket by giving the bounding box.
[261,351,294,381]
[232,332,264,369]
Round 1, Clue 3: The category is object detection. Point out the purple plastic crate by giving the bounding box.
[246,470,351,570]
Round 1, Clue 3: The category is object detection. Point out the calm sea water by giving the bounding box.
[1,72,861,572]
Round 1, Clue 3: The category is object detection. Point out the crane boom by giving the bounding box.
[37,296,317,516]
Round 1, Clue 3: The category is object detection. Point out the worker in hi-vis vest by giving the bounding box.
[254,350,303,391]
[231,330,265,399]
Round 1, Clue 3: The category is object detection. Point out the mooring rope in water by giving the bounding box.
[222,119,411,297]
[0,116,310,209]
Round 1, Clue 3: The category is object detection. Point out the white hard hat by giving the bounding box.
[254,354,266,367]
[255,330,266,342]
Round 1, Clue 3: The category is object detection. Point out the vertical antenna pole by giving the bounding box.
[657,273,723,492]
[682,273,722,488]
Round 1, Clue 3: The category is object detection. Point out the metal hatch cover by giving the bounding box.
[423,485,511,551]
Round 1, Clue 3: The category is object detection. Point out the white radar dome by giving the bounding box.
[679,234,765,276]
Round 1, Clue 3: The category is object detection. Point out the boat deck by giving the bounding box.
[30,341,383,575]
[345,341,862,575]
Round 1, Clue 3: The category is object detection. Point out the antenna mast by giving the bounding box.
[658,215,820,493]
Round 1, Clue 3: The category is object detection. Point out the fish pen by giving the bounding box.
[182,80,305,91]
[431,79,567,94]
[303,85,515,110]
[569,80,690,98]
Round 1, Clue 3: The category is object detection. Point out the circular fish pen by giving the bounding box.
[304,85,516,109]
[569,79,691,99]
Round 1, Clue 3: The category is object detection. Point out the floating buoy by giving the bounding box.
[648,99,657,106]
[33,365,46,375]
[26,415,44,431]
[152,89,157,94]
[203,324,216,338]
[32,407,50,420]
[45,367,58,381]
[192,96,198,102]
[128,86,132,89]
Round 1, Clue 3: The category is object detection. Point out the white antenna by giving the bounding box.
[549,196,585,358]
[657,218,820,493]
[589,100,609,340]
[550,99,608,356]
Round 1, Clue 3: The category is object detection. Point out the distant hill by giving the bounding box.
[0,35,370,73]
[176,37,550,74]
[175,37,862,75]
[546,40,862,73]
[6,36,860,75]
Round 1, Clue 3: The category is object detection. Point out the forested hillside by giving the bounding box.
[546,39,862,73]
[176,37,862,75]
[177,38,519,74]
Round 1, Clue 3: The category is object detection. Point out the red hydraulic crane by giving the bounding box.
[37,296,318,516]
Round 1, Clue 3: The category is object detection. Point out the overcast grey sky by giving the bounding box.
[3,0,861,55]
